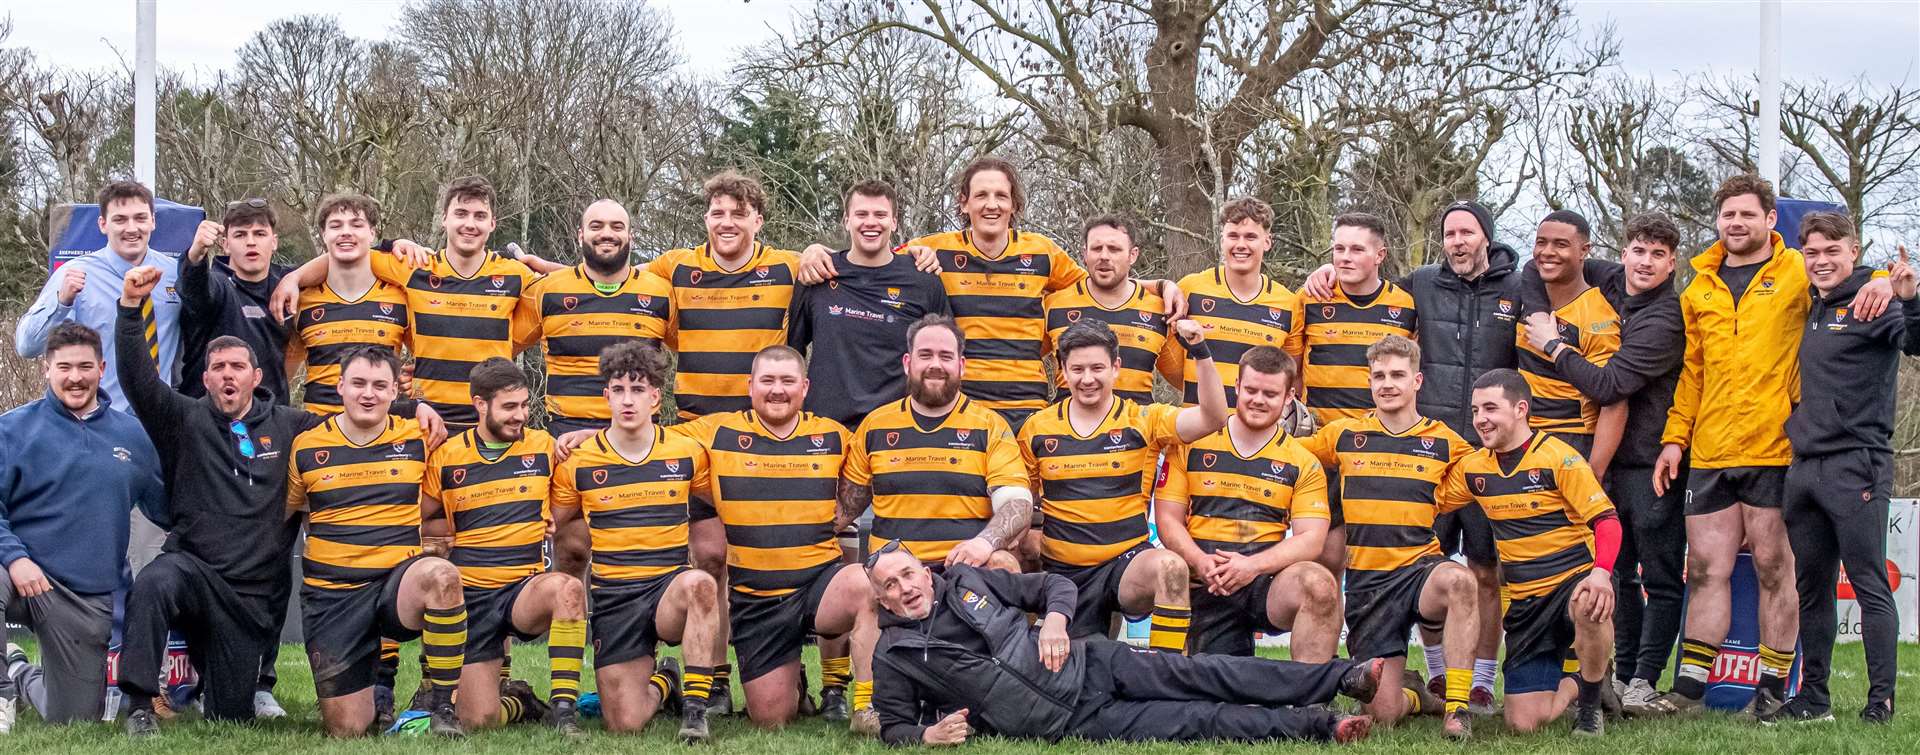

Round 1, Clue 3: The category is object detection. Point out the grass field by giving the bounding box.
[5,640,1917,753]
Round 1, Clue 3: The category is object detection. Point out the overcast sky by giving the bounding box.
[6,0,1916,84]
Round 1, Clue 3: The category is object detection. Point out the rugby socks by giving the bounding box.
[852,679,874,711]
[500,694,530,724]
[1575,674,1601,707]
[684,665,715,707]
[376,639,400,687]
[821,655,852,691]
[712,663,732,702]
[549,619,587,707]
[499,649,513,682]
[1422,643,1447,680]
[1149,603,1192,654]
[648,670,674,702]
[1402,688,1426,713]
[1445,668,1471,715]
[1757,644,1793,698]
[421,606,468,707]
[1674,638,1718,700]
[1471,658,1497,695]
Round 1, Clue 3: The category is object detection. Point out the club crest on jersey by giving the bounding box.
[1108,430,1124,445]
[522,454,538,468]
[260,436,273,450]
[1352,434,1367,449]
[1200,298,1216,313]
[1018,254,1034,268]
[1321,305,1335,319]
[1528,469,1541,483]
[1197,453,1216,470]
[827,280,838,289]
[592,469,608,485]
[429,274,444,289]
[1836,308,1849,321]
[802,434,821,449]
[955,429,971,443]
[637,294,653,308]
[666,460,681,473]
[1498,300,1512,314]
[379,302,395,315]
[886,431,901,447]
[393,442,408,454]
[953,254,969,270]
[1270,461,1286,476]
[886,287,901,300]
[689,270,703,285]
[1138,311,1153,323]
[1267,307,1285,322]
[563,295,579,311]
[737,435,754,450]
[314,450,330,465]
[1472,475,1485,493]
[1388,306,1403,319]
[1043,437,1059,453]
[1420,437,1435,450]
[491,275,507,288]
[756,265,770,278]
[451,468,467,485]
[1761,277,1775,289]
[309,307,325,322]
[1065,309,1082,323]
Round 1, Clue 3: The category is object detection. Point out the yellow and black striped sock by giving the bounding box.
[648,670,673,703]
[421,605,468,707]
[1148,603,1191,654]
[713,663,731,699]
[549,619,586,706]
[820,655,852,691]
[1758,644,1793,696]
[684,665,715,707]
[851,679,873,711]
[1674,638,1718,699]
[376,638,400,687]
[1444,668,1471,715]
[499,694,526,724]
[499,646,513,682]
[1402,687,1425,714]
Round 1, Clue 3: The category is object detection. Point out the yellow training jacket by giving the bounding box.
[1661,231,1808,468]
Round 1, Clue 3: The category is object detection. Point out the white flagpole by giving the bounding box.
[1758,0,1781,185]
[134,0,156,188]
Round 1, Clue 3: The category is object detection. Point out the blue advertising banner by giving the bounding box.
[48,198,206,272]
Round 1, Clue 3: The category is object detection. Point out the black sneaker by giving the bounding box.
[372,684,396,733]
[1338,658,1386,702]
[405,682,434,713]
[502,678,549,724]
[124,708,160,738]
[1742,686,1786,723]
[820,685,851,722]
[654,657,684,715]
[429,702,464,738]
[545,699,585,739]
[1758,696,1833,726]
[706,684,734,717]
[1860,700,1893,725]
[1572,702,1604,737]
[679,698,710,744]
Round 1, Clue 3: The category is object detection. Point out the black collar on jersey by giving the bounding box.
[959,229,1023,260]
[1051,394,1127,439]
[1211,265,1276,303]
[896,396,970,430]
[1492,431,1548,476]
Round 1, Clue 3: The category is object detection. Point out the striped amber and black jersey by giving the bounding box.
[1517,286,1621,438]
[1301,282,1418,423]
[1157,418,1330,558]
[523,264,672,425]
[1175,267,1305,407]
[370,251,540,428]
[1042,282,1180,405]
[845,397,1028,563]
[1018,398,1182,568]
[287,417,427,590]
[1437,432,1614,599]
[424,428,555,590]
[1297,414,1473,594]
[666,410,848,597]
[552,429,709,587]
[287,280,410,414]
[646,244,799,420]
[914,230,1085,417]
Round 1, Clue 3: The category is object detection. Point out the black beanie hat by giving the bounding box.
[1441,200,1496,241]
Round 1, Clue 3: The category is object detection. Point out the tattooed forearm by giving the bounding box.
[978,489,1032,550]
[837,480,873,530]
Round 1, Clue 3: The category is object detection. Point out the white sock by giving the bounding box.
[1472,658,1497,692]
[1423,644,1447,678]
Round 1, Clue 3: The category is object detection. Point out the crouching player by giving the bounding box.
[1437,369,1619,736]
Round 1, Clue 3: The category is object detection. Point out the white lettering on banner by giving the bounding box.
[1837,498,1919,643]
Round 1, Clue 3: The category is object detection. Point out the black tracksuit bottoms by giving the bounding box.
[117,552,277,721]
[1067,640,1345,742]
[1783,449,1898,708]
[1608,463,1688,683]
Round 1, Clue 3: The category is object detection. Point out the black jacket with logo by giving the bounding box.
[872,565,1082,745]
[1787,267,1920,457]
[1403,243,1524,442]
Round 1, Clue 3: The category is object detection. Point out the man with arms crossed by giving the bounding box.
[551,342,727,741]
[1646,175,1894,718]
[1155,345,1343,662]
[1437,370,1620,736]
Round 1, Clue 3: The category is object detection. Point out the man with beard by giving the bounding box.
[1518,213,1686,713]
[1436,370,1620,737]
[523,199,672,437]
[668,346,882,734]
[1645,175,1895,718]
[1019,320,1226,653]
[421,359,588,734]
[551,342,726,742]
[788,180,951,429]
[113,265,446,737]
[288,346,468,738]
[0,323,165,732]
[179,199,295,407]
[842,316,1033,572]
[1308,200,1520,711]
[1041,215,1178,406]
[1155,345,1343,663]
[866,544,1380,745]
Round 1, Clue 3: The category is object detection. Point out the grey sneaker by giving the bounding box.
[1572,701,1604,736]
[678,698,710,744]
[253,690,287,719]
[1619,678,1658,716]
[1640,690,1706,717]
[124,708,160,737]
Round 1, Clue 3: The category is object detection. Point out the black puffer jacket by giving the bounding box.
[1403,236,1524,444]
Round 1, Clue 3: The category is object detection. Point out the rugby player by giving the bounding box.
[551,342,726,742]
[1174,197,1305,410]
[421,359,588,735]
[1155,345,1342,662]
[285,195,410,415]
[668,346,881,734]
[841,315,1033,572]
[1516,211,1625,473]
[1295,336,1479,735]
[287,346,467,738]
[1019,319,1225,652]
[1437,370,1620,736]
[1647,175,1894,718]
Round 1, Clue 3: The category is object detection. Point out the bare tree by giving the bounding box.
[1780,78,1920,248]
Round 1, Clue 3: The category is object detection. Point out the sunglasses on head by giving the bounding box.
[227,198,268,210]
[864,539,914,570]
[229,419,256,459]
